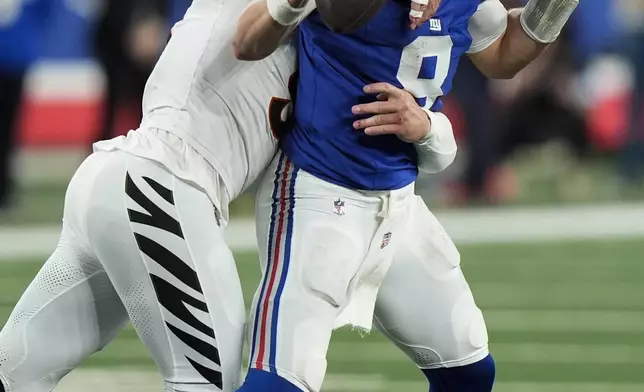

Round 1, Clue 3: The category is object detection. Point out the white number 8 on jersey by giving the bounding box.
[396,35,454,110]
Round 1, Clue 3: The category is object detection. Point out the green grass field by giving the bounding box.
[1,238,643,391]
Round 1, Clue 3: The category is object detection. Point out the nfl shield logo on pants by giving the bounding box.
[381,232,392,249]
[333,198,346,216]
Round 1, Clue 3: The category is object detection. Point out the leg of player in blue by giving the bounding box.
[238,152,414,392]
[238,369,302,392]
[374,197,495,392]
[422,355,495,391]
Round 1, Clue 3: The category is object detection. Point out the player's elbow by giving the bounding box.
[471,53,523,79]
[488,68,520,80]
[232,39,265,61]
[232,27,273,61]
[232,45,254,61]
[479,64,520,80]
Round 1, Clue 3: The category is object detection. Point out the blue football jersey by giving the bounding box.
[282,0,486,190]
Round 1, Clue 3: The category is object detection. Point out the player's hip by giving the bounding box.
[94,126,237,223]
[64,150,220,239]
[253,151,417,332]
[140,109,279,204]
[257,150,416,217]
[281,131,419,191]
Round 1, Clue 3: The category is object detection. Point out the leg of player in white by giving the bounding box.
[0,150,245,392]
[374,196,495,391]
[238,152,413,392]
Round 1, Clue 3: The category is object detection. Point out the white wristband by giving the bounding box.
[414,109,457,174]
[267,0,307,26]
[409,0,428,18]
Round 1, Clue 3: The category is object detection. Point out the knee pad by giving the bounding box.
[238,369,304,392]
[422,354,495,392]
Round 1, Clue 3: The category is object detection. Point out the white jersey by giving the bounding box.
[94,0,297,221]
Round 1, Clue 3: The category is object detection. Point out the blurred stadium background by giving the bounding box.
[1,0,644,391]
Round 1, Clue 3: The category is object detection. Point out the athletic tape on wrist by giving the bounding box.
[409,0,428,18]
[520,0,579,44]
[409,9,423,18]
[267,0,307,26]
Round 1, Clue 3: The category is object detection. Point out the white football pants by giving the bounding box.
[0,151,245,392]
[247,151,489,392]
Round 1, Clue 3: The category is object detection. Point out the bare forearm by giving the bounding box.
[233,0,312,61]
[471,0,578,79]
[233,1,293,60]
[492,8,548,78]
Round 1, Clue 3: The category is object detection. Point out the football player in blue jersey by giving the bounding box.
[233,1,579,391]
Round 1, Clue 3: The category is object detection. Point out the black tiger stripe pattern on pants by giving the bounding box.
[125,172,223,388]
[0,151,245,392]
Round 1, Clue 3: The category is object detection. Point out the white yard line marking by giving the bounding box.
[492,342,644,364]
[485,309,644,333]
[328,341,644,365]
[2,203,644,259]
[56,369,162,392]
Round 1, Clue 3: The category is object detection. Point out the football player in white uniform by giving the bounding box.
[0,0,314,391]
